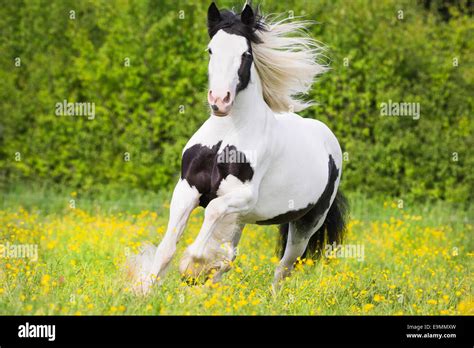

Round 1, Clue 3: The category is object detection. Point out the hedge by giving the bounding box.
[0,0,472,203]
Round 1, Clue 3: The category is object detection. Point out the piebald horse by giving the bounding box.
[130,2,348,295]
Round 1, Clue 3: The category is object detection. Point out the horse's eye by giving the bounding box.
[243,51,251,58]
[208,48,212,55]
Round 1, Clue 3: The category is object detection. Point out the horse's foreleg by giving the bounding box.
[180,186,254,279]
[132,179,199,294]
[209,221,245,283]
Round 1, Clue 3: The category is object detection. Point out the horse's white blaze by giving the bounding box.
[208,31,248,100]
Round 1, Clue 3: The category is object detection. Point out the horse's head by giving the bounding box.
[206,2,264,117]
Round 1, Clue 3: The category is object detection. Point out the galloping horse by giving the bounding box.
[130,2,348,295]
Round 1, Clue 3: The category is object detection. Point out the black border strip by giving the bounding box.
[0,315,472,346]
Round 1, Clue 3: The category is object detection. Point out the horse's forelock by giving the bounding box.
[208,6,266,44]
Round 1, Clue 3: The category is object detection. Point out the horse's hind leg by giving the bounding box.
[273,221,314,289]
[273,209,329,291]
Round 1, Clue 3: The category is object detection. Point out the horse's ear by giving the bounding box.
[241,4,255,26]
[207,2,221,36]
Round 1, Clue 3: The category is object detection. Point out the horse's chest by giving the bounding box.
[181,141,254,207]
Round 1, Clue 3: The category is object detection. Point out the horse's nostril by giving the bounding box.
[223,92,231,103]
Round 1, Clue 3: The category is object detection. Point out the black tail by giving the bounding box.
[278,191,349,259]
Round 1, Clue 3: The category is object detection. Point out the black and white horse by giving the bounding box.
[130,2,348,295]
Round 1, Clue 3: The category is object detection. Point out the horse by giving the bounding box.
[129,2,348,295]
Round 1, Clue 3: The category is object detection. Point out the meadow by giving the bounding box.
[0,186,472,315]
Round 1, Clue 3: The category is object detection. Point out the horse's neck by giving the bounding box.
[209,79,271,134]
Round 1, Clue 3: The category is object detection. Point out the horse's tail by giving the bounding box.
[278,190,349,259]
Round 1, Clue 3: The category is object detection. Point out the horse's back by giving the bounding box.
[274,112,342,166]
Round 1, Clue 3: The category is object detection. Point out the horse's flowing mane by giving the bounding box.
[252,15,328,113]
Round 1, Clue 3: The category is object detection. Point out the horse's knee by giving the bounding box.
[204,200,224,221]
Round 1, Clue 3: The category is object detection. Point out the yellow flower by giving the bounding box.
[270,256,279,264]
[41,274,51,286]
[427,299,437,305]
[373,294,384,302]
[204,297,217,308]
[458,300,474,314]
[238,299,248,307]
[363,304,375,312]
[46,240,58,249]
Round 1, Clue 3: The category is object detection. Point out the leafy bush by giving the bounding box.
[0,0,472,203]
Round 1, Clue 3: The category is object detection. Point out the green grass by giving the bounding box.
[0,185,472,315]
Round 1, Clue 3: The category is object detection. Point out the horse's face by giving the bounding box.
[207,31,252,117]
[206,3,257,117]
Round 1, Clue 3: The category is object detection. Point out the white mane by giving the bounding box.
[252,16,328,113]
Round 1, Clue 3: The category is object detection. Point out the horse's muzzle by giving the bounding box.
[208,90,233,116]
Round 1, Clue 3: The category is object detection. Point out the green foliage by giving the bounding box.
[0,0,473,203]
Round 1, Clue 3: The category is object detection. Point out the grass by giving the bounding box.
[0,185,472,315]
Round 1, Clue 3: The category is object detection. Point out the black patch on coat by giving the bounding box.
[181,142,254,207]
[257,155,339,226]
[236,45,253,93]
[277,191,348,260]
[273,155,348,260]
[294,155,340,230]
[256,202,314,226]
